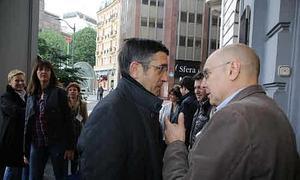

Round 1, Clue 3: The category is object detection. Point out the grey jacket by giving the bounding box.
[163,85,299,180]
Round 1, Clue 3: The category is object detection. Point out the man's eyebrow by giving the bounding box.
[159,64,168,66]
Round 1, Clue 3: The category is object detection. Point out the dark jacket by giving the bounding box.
[173,91,197,146]
[189,98,212,148]
[78,76,165,180]
[163,85,300,180]
[24,86,74,157]
[0,85,26,166]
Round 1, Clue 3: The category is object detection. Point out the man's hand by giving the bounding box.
[164,112,186,144]
[64,150,74,160]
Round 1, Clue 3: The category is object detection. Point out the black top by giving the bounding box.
[0,85,26,166]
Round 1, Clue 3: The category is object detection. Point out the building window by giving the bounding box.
[142,0,149,5]
[179,36,186,46]
[239,6,251,45]
[180,11,187,22]
[212,16,219,26]
[157,18,163,28]
[150,0,156,6]
[187,37,194,47]
[189,13,195,23]
[195,38,201,48]
[196,13,202,24]
[210,39,217,49]
[158,0,164,7]
[141,17,147,26]
[149,18,155,27]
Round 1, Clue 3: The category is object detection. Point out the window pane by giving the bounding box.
[196,13,202,24]
[180,11,187,22]
[141,17,147,26]
[212,16,218,26]
[149,18,155,27]
[187,37,194,47]
[158,0,164,7]
[150,0,156,6]
[195,38,201,48]
[189,13,195,23]
[210,39,216,49]
[157,18,163,28]
[142,0,149,5]
[179,36,186,46]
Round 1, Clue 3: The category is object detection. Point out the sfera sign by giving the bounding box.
[177,65,197,73]
[174,60,200,78]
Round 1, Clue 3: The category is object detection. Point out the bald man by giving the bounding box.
[163,44,299,180]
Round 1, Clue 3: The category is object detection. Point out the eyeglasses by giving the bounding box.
[149,64,168,73]
[203,61,231,79]
[135,60,168,74]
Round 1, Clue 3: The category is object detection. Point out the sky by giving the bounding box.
[45,0,107,19]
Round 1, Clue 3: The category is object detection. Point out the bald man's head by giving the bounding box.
[202,44,261,106]
[208,43,260,78]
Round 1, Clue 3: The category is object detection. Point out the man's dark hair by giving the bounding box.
[179,76,194,92]
[118,38,169,76]
[193,71,204,81]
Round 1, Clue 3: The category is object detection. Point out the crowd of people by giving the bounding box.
[0,57,88,179]
[0,38,299,180]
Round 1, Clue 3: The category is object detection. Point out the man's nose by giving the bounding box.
[161,71,168,82]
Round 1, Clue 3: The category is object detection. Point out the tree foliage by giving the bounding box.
[38,31,83,87]
[38,29,68,54]
[73,27,97,66]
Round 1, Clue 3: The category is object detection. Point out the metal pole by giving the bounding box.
[72,24,76,67]
[56,18,76,67]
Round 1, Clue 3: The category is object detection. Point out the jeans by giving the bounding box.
[29,144,65,180]
[3,166,29,180]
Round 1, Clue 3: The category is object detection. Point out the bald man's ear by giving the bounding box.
[129,61,141,79]
[228,60,241,81]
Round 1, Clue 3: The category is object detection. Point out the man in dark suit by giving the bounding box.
[78,38,169,180]
[163,43,299,180]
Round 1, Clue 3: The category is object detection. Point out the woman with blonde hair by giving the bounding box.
[0,69,28,179]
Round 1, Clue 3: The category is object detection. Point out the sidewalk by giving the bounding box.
[86,91,110,115]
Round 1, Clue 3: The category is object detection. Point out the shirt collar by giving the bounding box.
[215,88,244,112]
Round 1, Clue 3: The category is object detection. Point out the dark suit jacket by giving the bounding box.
[163,85,299,180]
[78,76,165,180]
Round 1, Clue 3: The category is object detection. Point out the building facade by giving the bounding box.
[39,0,60,31]
[120,0,220,97]
[61,12,97,34]
[95,0,120,90]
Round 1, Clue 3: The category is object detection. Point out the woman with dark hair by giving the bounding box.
[159,85,182,137]
[64,82,88,177]
[24,57,74,180]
